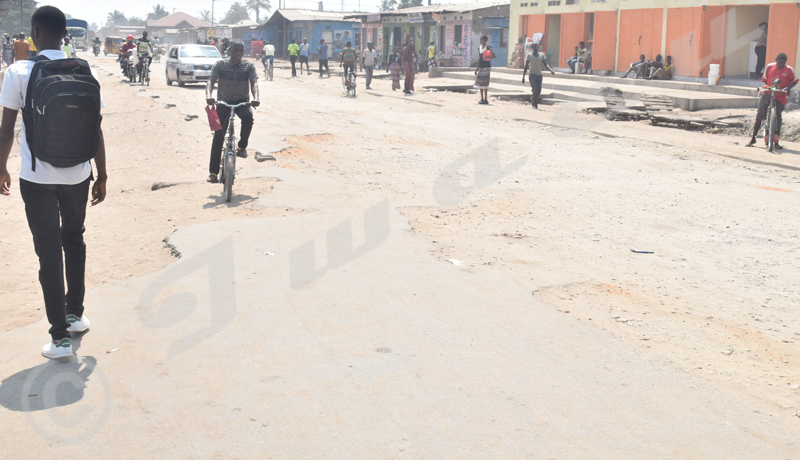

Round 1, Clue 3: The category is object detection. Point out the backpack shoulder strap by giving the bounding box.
[23,55,50,172]
[28,54,50,62]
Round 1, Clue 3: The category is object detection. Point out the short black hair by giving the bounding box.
[32,6,66,36]
[346,40,351,46]
[230,39,244,49]
[777,53,788,61]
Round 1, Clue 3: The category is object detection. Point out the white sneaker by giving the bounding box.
[42,338,73,359]
[67,314,90,333]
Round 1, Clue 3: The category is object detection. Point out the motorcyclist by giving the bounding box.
[92,36,101,55]
[120,35,136,76]
[136,31,153,83]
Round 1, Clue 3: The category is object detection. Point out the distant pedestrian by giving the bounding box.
[427,41,436,69]
[362,42,377,89]
[388,46,401,91]
[755,22,767,76]
[26,34,37,57]
[317,39,330,77]
[288,39,299,76]
[340,40,357,81]
[521,43,554,109]
[13,33,30,62]
[402,37,416,94]
[299,38,310,75]
[3,36,13,66]
[474,35,495,104]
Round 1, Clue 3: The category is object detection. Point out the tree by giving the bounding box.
[380,0,397,11]
[105,10,127,28]
[147,4,169,21]
[89,22,100,32]
[127,16,146,26]
[397,0,422,8]
[221,2,250,24]
[0,0,38,36]
[245,0,270,23]
[200,10,212,22]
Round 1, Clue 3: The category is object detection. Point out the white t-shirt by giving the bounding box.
[0,49,104,185]
[362,49,377,66]
[264,44,275,56]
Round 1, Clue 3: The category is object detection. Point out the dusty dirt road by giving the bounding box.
[1,53,799,457]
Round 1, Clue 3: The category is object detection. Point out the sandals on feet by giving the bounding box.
[207,174,218,183]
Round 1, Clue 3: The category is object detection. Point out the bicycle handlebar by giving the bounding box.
[215,101,250,109]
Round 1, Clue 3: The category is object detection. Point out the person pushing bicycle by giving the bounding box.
[747,52,798,150]
[205,40,260,183]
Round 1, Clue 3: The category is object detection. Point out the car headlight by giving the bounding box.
[179,64,194,71]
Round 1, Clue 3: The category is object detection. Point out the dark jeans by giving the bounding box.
[365,65,374,87]
[209,103,254,175]
[753,93,785,138]
[319,59,329,76]
[529,74,543,102]
[755,45,766,76]
[567,57,583,73]
[290,55,297,76]
[20,177,91,341]
[29,51,38,58]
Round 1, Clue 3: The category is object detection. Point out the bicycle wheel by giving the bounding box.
[352,75,356,97]
[767,105,776,152]
[269,64,273,81]
[223,152,235,202]
[342,72,348,92]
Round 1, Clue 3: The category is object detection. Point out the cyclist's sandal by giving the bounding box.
[208,174,218,183]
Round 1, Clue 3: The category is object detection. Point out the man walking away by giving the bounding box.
[402,37,416,94]
[299,38,310,75]
[26,34,37,57]
[206,40,260,183]
[13,33,30,62]
[318,39,330,78]
[0,6,108,359]
[288,39,299,77]
[427,41,436,69]
[747,52,798,150]
[362,42,377,89]
[522,43,554,109]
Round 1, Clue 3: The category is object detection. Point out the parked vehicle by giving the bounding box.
[165,45,221,87]
[66,19,89,51]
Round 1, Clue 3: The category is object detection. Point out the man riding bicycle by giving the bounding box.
[261,40,275,69]
[136,31,153,83]
[340,40,357,83]
[120,35,136,75]
[747,52,798,150]
[205,40,260,183]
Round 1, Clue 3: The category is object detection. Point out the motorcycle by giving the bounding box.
[93,43,100,57]
[125,50,137,82]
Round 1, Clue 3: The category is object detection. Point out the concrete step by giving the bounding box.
[438,70,757,111]
[436,66,759,97]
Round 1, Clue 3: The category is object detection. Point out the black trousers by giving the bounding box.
[20,177,91,341]
[290,55,297,76]
[319,59,329,76]
[529,74,543,102]
[209,103,254,175]
[755,45,766,76]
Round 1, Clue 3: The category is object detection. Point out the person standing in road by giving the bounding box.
[13,33,30,62]
[26,34,37,57]
[317,38,330,78]
[747,52,798,150]
[206,40,260,183]
[427,41,436,69]
[362,42,377,90]
[474,35,495,104]
[387,46,401,91]
[402,37,416,94]
[288,39,299,77]
[0,6,108,359]
[521,43,554,109]
[298,38,310,75]
[3,35,14,66]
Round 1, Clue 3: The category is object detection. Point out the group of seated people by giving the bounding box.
[620,54,674,80]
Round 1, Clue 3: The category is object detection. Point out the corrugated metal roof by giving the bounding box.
[347,1,509,18]
[147,12,211,29]
[274,9,363,23]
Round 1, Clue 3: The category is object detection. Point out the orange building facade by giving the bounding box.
[511,0,800,78]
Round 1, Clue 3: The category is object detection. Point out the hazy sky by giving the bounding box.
[43,0,385,28]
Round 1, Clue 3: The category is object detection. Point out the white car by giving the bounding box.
[165,44,222,86]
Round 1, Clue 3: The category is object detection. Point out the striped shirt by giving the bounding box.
[211,58,258,104]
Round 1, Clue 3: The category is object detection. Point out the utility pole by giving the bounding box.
[20,0,22,33]
[212,0,215,26]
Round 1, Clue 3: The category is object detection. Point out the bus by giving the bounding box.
[66,19,89,51]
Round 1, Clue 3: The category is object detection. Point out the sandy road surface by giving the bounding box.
[0,53,799,457]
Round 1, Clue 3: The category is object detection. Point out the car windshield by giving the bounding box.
[180,46,221,58]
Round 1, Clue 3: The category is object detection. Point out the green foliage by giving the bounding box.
[245,0,270,23]
[147,4,169,21]
[221,2,250,24]
[380,0,397,11]
[127,16,146,26]
[105,10,126,28]
[200,10,212,22]
[0,0,39,36]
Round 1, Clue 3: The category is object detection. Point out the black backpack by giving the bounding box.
[22,55,102,171]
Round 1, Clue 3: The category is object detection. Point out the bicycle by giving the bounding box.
[263,56,273,81]
[760,84,786,153]
[215,101,250,202]
[140,54,152,86]
[342,65,356,97]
